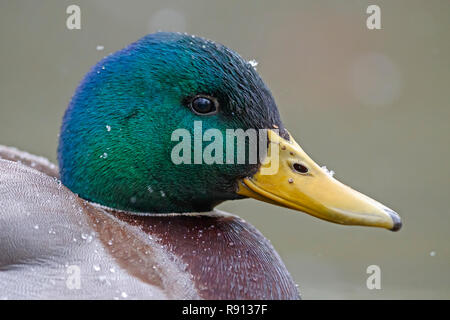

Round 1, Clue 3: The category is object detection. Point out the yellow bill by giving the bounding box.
[237,130,402,231]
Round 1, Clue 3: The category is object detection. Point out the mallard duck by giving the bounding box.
[0,32,401,300]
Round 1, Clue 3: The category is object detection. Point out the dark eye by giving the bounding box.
[190,96,218,115]
[293,163,309,174]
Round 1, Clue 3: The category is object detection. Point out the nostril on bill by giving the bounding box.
[293,163,308,174]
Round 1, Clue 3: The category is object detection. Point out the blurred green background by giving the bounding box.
[1,0,449,299]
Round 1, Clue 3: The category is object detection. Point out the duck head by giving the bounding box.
[58,32,401,231]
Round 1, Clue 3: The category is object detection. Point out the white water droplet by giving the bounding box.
[121,292,128,298]
[96,45,104,51]
[248,59,258,69]
[321,166,335,177]
[33,225,39,230]
[93,265,101,272]
[160,191,166,197]
[430,251,436,257]
[106,125,111,132]
[109,267,116,273]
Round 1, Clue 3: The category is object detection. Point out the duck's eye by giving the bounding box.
[190,96,218,115]
[293,163,309,174]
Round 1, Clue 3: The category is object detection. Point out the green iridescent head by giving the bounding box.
[58,32,286,213]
